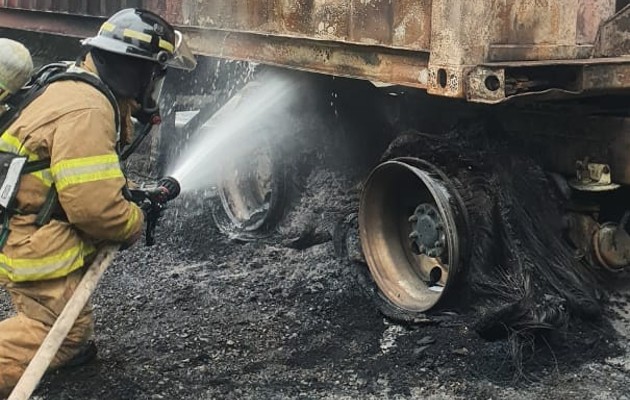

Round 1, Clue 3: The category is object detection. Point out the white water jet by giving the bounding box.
[167,73,298,193]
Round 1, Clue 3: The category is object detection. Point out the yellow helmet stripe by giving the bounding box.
[100,22,116,33]
[123,28,153,43]
[158,39,174,53]
[99,22,174,55]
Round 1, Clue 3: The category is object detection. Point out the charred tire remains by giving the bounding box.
[359,158,469,313]
[212,140,287,240]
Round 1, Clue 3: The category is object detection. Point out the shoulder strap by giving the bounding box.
[0,63,121,140]
[1,66,122,176]
[0,63,71,134]
[22,159,50,174]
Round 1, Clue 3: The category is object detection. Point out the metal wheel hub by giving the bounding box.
[359,157,469,312]
[409,203,446,258]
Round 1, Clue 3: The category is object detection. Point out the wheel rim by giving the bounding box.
[358,158,468,312]
[218,143,279,232]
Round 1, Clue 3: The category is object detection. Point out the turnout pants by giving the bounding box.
[0,268,94,396]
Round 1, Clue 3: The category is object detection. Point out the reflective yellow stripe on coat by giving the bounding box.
[0,133,54,187]
[0,242,95,282]
[121,205,142,239]
[51,153,123,191]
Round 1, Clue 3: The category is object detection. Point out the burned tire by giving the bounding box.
[211,140,288,240]
[335,213,434,323]
[359,157,469,313]
[209,72,336,242]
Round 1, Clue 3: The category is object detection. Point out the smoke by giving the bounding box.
[167,71,300,193]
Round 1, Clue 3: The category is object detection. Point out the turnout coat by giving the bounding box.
[0,60,143,281]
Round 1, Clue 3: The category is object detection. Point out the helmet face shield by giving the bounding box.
[166,31,197,71]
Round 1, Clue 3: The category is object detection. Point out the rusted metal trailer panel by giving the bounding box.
[2,0,630,102]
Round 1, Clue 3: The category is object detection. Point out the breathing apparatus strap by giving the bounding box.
[35,185,59,227]
[0,63,66,134]
[0,210,9,249]
[0,157,53,249]
[0,62,121,141]
[21,159,50,174]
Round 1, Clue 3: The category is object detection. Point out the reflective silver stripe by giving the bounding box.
[52,154,122,191]
[53,160,121,182]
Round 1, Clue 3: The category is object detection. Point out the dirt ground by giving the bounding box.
[2,165,630,399]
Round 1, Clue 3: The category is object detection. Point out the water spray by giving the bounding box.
[167,73,299,193]
[126,176,181,246]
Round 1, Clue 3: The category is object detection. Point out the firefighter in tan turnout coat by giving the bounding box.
[0,9,196,395]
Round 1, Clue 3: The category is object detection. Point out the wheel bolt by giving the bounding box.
[409,231,419,239]
[408,215,418,223]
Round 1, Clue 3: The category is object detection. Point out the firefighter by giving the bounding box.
[0,9,196,396]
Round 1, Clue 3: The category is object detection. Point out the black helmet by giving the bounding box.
[82,8,196,71]
[82,9,196,121]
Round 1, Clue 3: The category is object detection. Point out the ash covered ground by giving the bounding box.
[2,166,630,399]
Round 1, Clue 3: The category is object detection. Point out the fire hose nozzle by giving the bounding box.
[143,176,181,205]
[124,176,181,246]
[156,176,181,203]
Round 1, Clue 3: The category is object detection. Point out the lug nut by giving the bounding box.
[408,215,418,223]
[409,231,419,239]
